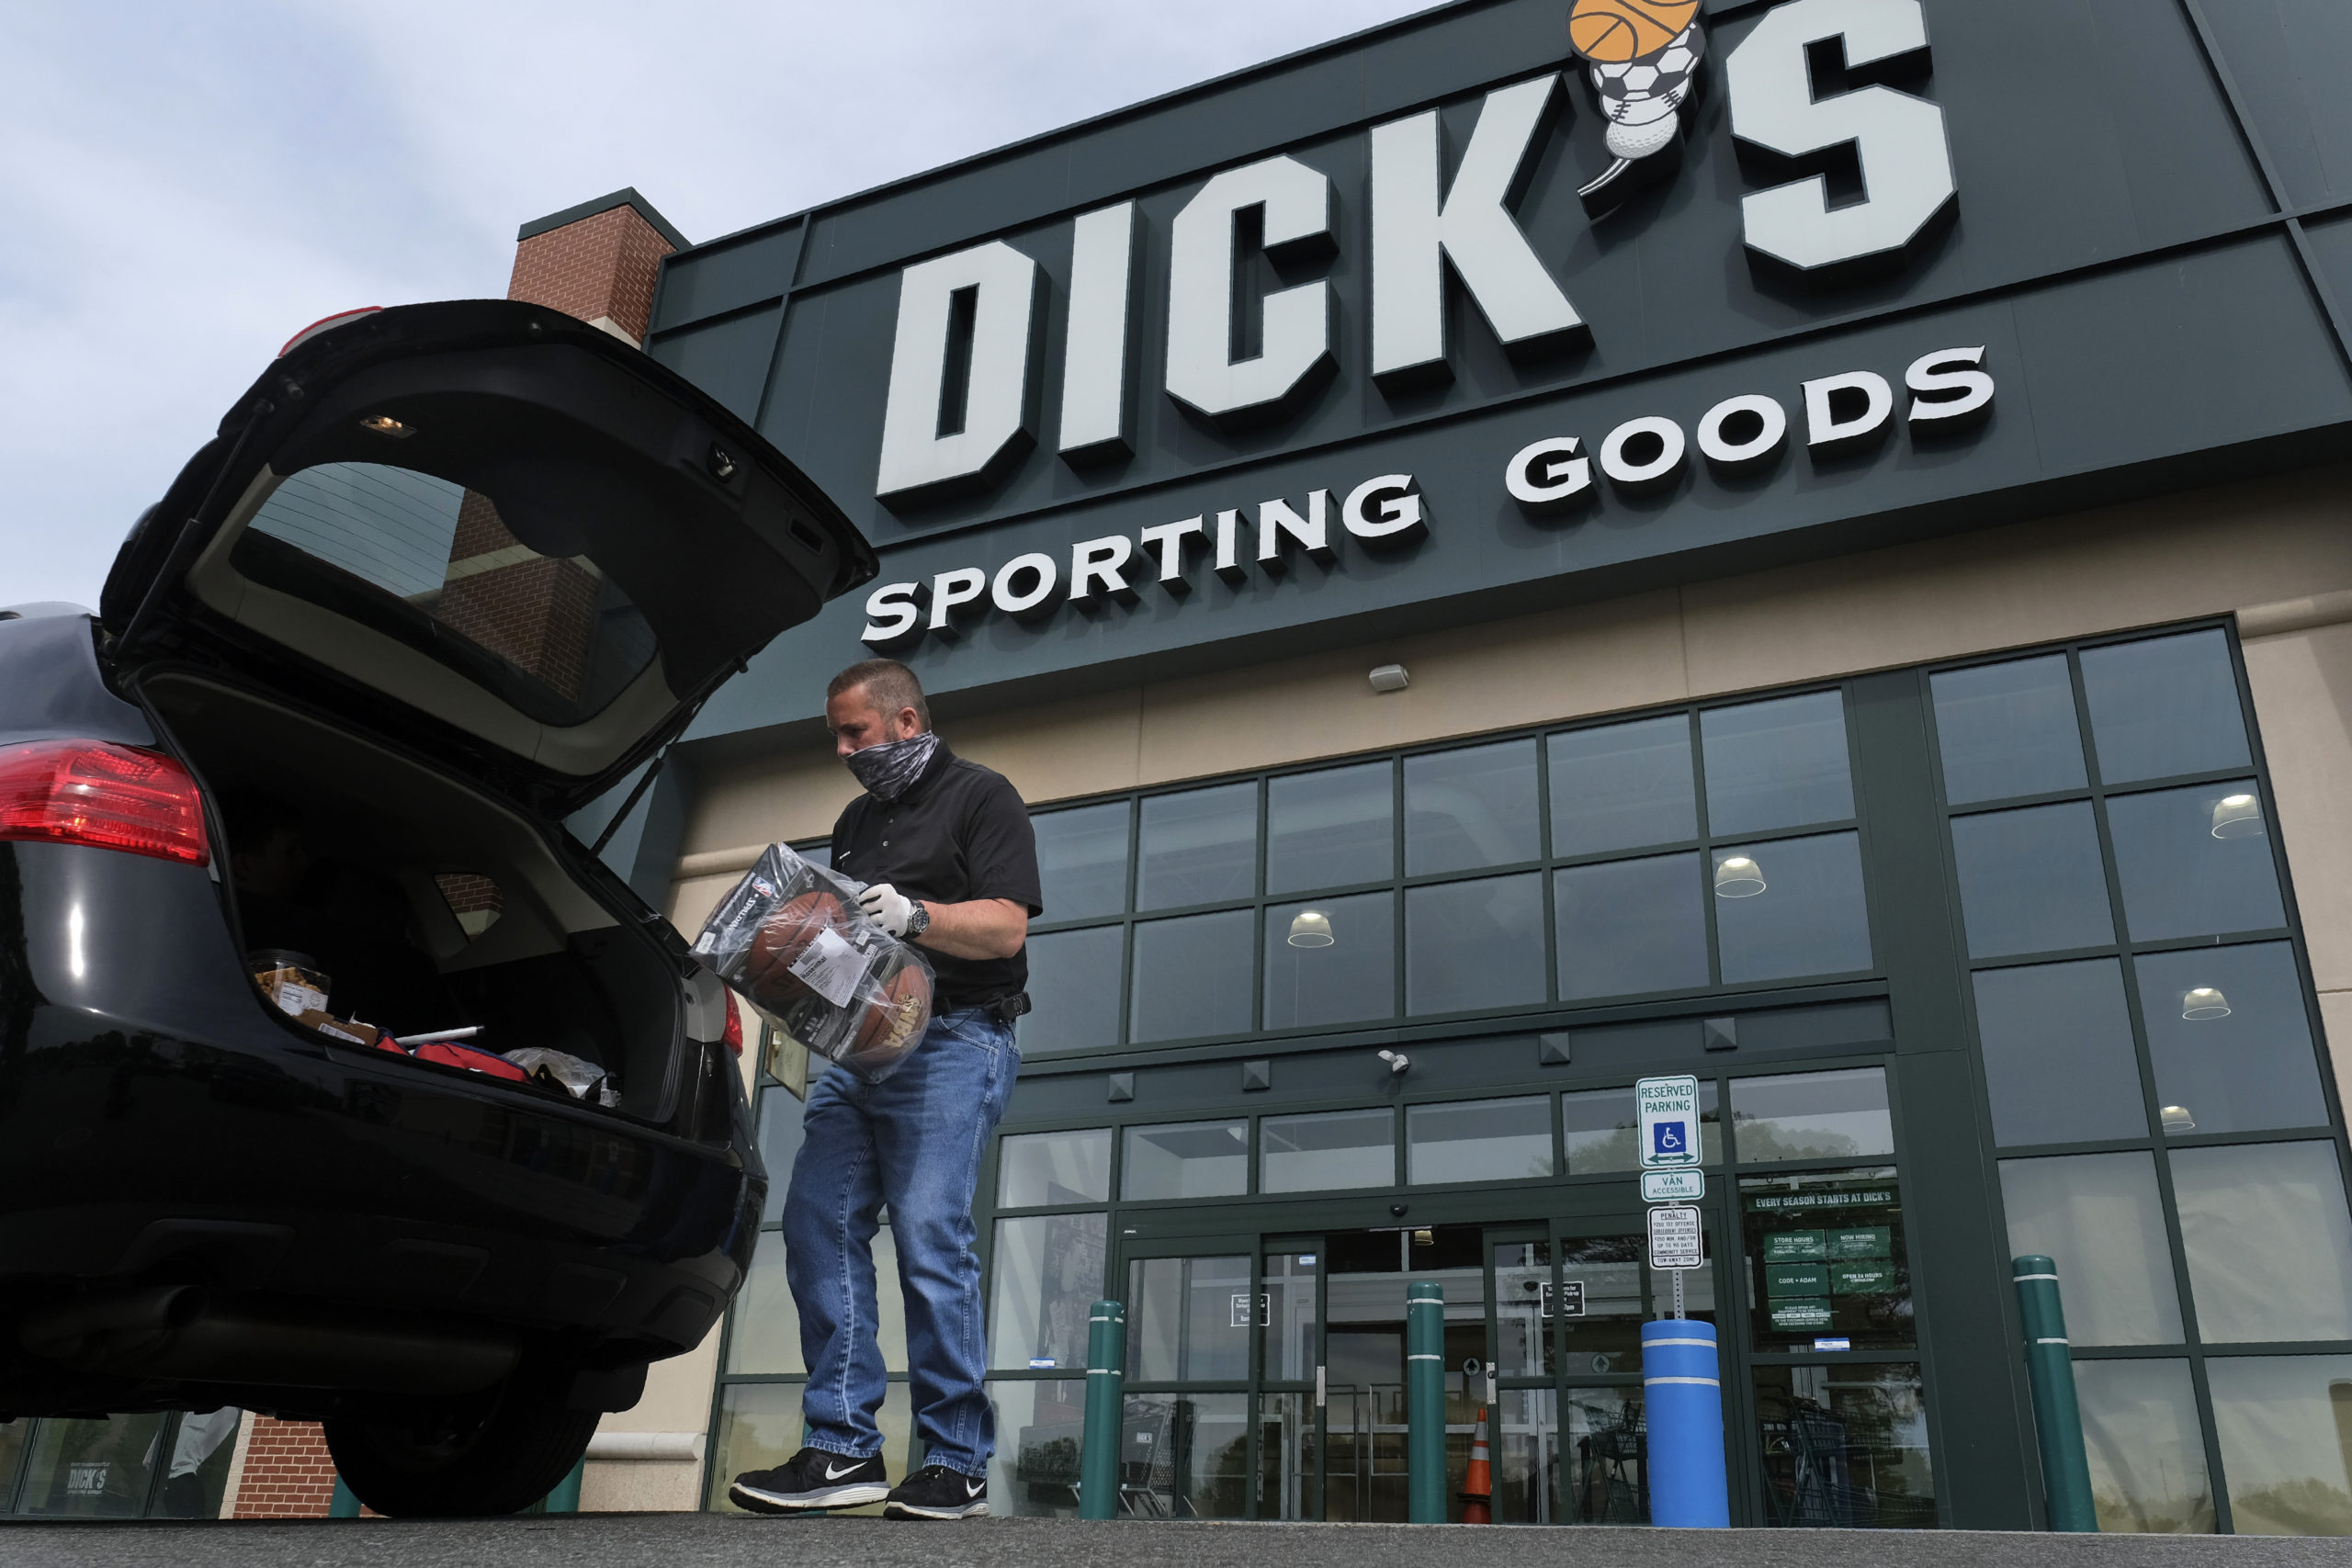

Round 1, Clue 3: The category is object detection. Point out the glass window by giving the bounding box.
[727,1229,803,1374]
[1126,1255,1251,1382]
[998,1127,1114,1207]
[756,1088,808,1224]
[1404,739,1539,875]
[794,840,832,871]
[1713,833,1871,985]
[2171,1141,2352,1343]
[1566,1232,1659,1371]
[1701,692,1854,838]
[1972,959,2147,1146]
[1018,925,1125,1055]
[1555,852,1708,999]
[989,1213,1110,1371]
[1261,1250,1320,1382]
[2105,782,2286,942]
[1930,653,2089,805]
[2072,1359,2214,1533]
[1130,909,1253,1043]
[985,1379,1090,1517]
[1263,892,1394,1030]
[1732,1068,1893,1163]
[1123,1121,1248,1201]
[1752,1363,1935,1527]
[14,1415,169,1517]
[1407,1097,1554,1185]
[708,1382,912,1513]
[1136,783,1256,911]
[1257,1389,1317,1520]
[1405,873,1545,1015]
[1559,1387,1645,1523]
[1950,802,2116,959]
[1118,1393,1250,1517]
[1548,714,1697,856]
[1563,1083,1722,1171]
[1492,1241,1554,1378]
[1261,1109,1396,1193]
[1267,761,1393,895]
[1996,1153,2184,1346]
[2136,943,2325,1138]
[2206,1354,2352,1535]
[2080,629,2250,785]
[1033,801,1130,921]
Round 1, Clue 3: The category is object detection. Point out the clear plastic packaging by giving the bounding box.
[690,844,933,1084]
[503,1046,621,1107]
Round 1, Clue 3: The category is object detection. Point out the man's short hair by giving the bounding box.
[828,659,932,730]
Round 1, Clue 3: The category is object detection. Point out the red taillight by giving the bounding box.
[278,306,380,357]
[0,740,209,866]
[720,990,744,1056]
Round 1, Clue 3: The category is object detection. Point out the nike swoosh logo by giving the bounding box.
[965,1479,985,1497]
[825,1461,865,1481]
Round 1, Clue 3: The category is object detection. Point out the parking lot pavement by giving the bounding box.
[3,1514,2346,1568]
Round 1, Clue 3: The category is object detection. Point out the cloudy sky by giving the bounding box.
[0,0,1433,610]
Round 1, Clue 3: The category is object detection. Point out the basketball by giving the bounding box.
[1567,0,1699,63]
[741,888,847,1011]
[843,953,933,1076]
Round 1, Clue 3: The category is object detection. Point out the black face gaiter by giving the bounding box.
[844,730,940,803]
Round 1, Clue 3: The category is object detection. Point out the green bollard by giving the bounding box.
[327,1474,362,1517]
[1079,1299,1126,1520]
[2012,1256,2098,1531]
[1407,1281,1446,1524]
[541,1457,585,1514]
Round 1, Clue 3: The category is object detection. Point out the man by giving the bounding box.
[730,659,1039,1522]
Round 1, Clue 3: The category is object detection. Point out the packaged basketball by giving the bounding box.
[691,843,935,1083]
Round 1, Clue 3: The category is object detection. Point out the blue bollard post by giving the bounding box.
[1079,1299,1126,1519]
[1641,1318,1729,1527]
[1406,1281,1447,1523]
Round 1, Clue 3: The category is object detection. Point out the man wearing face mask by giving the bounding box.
[730,659,1039,1523]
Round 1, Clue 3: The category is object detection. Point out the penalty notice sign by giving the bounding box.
[1648,1204,1703,1272]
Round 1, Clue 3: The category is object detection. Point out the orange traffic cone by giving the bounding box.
[1460,1404,1493,1524]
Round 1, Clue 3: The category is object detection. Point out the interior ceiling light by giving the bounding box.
[1713,855,1766,898]
[357,413,415,438]
[2181,987,2232,1021]
[1287,909,1335,947]
[2160,1104,2197,1134]
[2211,793,2263,839]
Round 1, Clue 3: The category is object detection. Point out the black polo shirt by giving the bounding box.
[830,741,1042,1009]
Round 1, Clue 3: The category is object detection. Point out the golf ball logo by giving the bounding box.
[1566,0,1707,208]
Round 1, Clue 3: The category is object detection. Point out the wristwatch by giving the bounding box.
[904,899,932,940]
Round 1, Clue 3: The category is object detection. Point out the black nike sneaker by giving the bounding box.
[729,1447,890,1514]
[883,1462,990,1520]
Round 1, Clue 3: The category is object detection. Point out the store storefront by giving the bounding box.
[578,0,2352,1535]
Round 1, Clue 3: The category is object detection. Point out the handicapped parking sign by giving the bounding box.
[1637,1074,1701,1169]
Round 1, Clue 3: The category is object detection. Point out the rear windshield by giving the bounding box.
[232,461,659,726]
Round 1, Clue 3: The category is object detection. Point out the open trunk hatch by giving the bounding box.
[99,300,875,814]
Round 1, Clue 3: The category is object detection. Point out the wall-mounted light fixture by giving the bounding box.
[1288,909,1335,947]
[1713,854,1766,897]
[2211,793,2263,840]
[1369,664,1410,694]
[1376,1049,1410,1076]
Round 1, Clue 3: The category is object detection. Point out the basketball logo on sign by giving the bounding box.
[1566,0,1708,211]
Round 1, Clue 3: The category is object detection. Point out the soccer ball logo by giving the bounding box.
[1567,0,1707,209]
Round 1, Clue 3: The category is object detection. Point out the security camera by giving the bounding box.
[1376,1049,1409,1076]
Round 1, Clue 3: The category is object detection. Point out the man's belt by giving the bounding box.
[939,991,1031,1024]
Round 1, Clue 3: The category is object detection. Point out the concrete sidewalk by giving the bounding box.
[1,1515,2342,1568]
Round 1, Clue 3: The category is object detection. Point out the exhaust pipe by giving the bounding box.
[19,1289,517,1394]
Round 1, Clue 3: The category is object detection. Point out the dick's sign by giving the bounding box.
[861,0,1968,649]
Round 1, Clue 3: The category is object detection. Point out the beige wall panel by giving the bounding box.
[944,688,1146,807]
[2318,990,2352,1141]
[2243,620,2352,994]
[1679,467,2352,699]
[692,750,861,858]
[581,1459,701,1512]
[1135,588,1687,784]
[670,872,749,936]
[601,1323,721,1438]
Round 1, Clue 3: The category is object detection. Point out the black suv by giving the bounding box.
[0,301,873,1516]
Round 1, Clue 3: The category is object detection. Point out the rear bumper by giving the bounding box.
[0,842,758,1394]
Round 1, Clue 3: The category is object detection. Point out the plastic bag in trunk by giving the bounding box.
[690,844,933,1084]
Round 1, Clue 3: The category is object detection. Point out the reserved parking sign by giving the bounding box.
[1637,1074,1701,1169]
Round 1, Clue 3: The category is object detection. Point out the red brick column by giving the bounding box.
[230,1417,344,1517]
[506,187,686,346]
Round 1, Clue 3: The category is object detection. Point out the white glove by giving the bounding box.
[858,882,916,936]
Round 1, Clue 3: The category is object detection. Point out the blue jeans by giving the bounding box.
[782,1008,1018,1476]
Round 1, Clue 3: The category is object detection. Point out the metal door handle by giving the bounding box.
[1316,1364,1326,1408]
